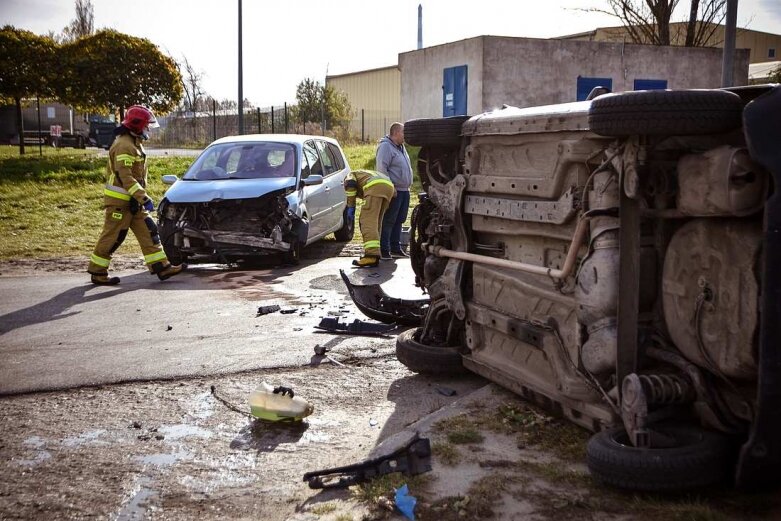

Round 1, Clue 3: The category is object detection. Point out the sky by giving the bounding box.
[2,0,780,107]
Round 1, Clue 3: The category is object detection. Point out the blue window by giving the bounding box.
[443,65,468,117]
[634,79,668,90]
[577,77,613,101]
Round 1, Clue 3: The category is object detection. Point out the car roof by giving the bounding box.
[209,134,343,148]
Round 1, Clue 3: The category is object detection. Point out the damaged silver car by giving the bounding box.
[390,85,781,491]
[158,135,354,264]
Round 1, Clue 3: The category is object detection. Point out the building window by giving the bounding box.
[769,48,776,59]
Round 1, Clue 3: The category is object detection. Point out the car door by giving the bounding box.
[315,140,347,232]
[301,140,329,240]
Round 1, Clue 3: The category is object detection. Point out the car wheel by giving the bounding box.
[586,425,731,492]
[588,89,743,137]
[333,208,355,242]
[159,217,186,265]
[404,116,471,147]
[396,327,466,375]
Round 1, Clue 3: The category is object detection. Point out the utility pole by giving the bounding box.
[721,0,738,87]
[237,0,244,134]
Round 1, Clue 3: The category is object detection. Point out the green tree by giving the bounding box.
[770,66,781,83]
[295,78,322,124]
[59,30,182,117]
[0,26,57,154]
[294,78,352,130]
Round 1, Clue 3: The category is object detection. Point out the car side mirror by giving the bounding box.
[162,175,178,185]
[302,174,324,187]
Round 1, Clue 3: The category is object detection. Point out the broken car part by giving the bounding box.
[256,304,281,316]
[339,269,429,326]
[302,434,432,489]
[315,317,395,337]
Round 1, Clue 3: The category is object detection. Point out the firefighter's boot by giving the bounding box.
[91,274,120,285]
[352,255,380,268]
[153,262,185,281]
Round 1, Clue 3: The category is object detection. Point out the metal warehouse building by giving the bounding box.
[399,36,750,121]
[326,65,400,142]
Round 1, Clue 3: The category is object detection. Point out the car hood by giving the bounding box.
[163,177,297,203]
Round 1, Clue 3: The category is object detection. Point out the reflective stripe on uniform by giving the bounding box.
[364,178,394,190]
[104,186,131,201]
[345,190,357,196]
[363,240,381,249]
[116,153,139,167]
[144,251,168,264]
[128,182,143,194]
[90,254,111,267]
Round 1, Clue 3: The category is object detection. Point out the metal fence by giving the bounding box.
[150,103,400,148]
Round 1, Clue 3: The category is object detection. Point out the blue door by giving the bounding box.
[577,76,613,101]
[443,65,468,117]
[634,79,668,90]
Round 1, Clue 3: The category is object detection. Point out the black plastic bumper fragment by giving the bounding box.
[736,84,781,489]
[339,269,429,326]
[315,317,395,337]
[303,435,432,489]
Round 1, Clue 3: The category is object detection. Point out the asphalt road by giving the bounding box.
[0,257,423,395]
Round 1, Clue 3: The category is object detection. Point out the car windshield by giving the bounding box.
[183,142,297,180]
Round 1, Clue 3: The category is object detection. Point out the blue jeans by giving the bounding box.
[381,190,410,253]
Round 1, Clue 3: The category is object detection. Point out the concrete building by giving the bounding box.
[559,23,781,64]
[399,36,750,121]
[326,65,400,142]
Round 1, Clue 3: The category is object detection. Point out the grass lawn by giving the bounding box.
[0,144,421,260]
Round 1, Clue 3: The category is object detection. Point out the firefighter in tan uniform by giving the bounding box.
[344,169,396,268]
[87,106,184,285]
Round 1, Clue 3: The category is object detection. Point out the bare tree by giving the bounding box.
[178,55,205,113]
[62,0,94,42]
[584,0,726,47]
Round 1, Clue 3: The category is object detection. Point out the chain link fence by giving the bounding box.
[150,103,400,148]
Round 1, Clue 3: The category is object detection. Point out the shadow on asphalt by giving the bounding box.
[0,261,302,336]
[230,419,309,454]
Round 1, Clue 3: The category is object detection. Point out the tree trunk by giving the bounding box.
[15,97,25,155]
[686,0,700,46]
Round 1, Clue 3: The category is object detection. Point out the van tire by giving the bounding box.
[404,116,470,147]
[586,425,731,491]
[396,327,466,375]
[588,90,743,137]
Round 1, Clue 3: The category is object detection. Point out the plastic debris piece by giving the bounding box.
[280,308,298,314]
[166,325,173,331]
[369,418,378,427]
[257,304,281,316]
[395,484,417,520]
[315,317,395,337]
[435,386,457,397]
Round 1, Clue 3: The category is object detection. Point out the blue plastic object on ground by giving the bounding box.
[395,484,416,520]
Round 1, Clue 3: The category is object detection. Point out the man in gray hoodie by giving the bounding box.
[376,122,413,259]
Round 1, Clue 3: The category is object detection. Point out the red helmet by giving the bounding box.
[121,105,159,135]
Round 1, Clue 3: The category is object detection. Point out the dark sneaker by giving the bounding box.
[380,250,392,261]
[91,274,120,285]
[352,256,380,268]
[390,249,409,258]
[157,264,185,281]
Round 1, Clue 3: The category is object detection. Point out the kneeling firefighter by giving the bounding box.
[344,169,396,268]
[87,105,184,285]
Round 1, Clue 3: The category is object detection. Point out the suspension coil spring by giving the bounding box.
[639,374,694,404]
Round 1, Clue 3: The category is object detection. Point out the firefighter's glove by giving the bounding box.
[346,206,356,221]
[142,198,155,213]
